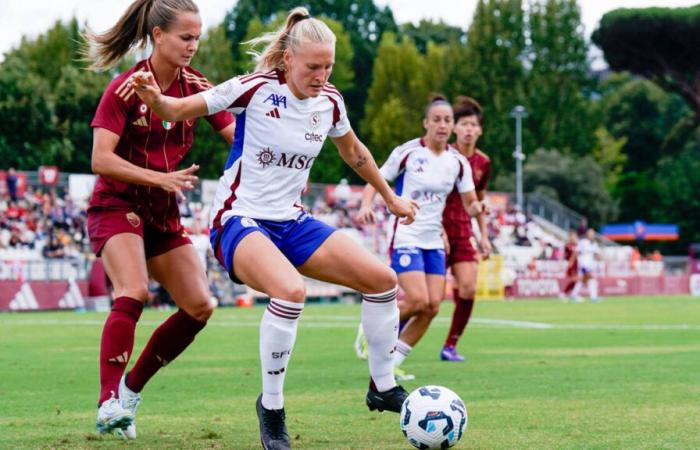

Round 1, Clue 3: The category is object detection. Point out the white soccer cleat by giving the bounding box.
[96,393,133,437]
[354,323,368,360]
[118,375,141,440]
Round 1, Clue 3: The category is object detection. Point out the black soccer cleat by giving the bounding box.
[366,384,409,413]
[256,394,291,450]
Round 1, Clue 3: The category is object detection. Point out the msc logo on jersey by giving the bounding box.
[263,93,287,108]
[257,148,276,168]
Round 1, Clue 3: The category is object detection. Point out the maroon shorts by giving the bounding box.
[566,263,578,277]
[88,208,191,258]
[446,235,478,266]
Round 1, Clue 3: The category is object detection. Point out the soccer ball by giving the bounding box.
[399,385,468,449]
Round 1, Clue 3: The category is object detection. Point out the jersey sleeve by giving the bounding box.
[455,155,476,194]
[200,76,252,115]
[91,81,129,136]
[379,145,406,182]
[327,94,352,138]
[476,157,491,191]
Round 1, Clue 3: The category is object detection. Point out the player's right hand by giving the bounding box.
[129,71,161,106]
[159,164,200,199]
[387,195,419,225]
[356,205,376,225]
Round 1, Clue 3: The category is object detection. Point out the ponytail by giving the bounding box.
[84,0,198,71]
[246,7,336,72]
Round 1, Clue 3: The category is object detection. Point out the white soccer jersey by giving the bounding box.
[577,238,599,269]
[200,70,351,227]
[380,139,475,250]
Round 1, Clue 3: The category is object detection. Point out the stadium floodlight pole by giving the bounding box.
[510,105,528,211]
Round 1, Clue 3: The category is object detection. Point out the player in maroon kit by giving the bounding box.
[440,96,492,362]
[560,230,580,301]
[85,0,235,439]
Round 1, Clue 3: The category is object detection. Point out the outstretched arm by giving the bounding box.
[92,128,199,197]
[130,71,209,122]
[331,130,418,225]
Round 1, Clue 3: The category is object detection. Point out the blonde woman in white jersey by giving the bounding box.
[357,96,485,380]
[130,7,417,449]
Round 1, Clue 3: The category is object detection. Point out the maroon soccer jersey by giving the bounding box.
[443,148,491,239]
[565,242,578,273]
[89,59,234,232]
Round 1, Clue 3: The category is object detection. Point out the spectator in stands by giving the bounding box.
[84,0,235,439]
[42,232,66,258]
[6,168,18,202]
[333,178,352,208]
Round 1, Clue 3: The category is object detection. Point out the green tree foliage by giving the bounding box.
[0,20,112,171]
[400,19,465,53]
[223,0,397,127]
[522,149,617,227]
[443,0,527,175]
[361,33,429,164]
[592,5,700,119]
[591,127,627,192]
[527,0,594,155]
[599,74,690,173]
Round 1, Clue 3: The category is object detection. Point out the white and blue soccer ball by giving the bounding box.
[400,385,468,449]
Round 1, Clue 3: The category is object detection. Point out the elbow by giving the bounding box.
[91,154,106,176]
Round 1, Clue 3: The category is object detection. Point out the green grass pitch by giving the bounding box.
[1,296,699,449]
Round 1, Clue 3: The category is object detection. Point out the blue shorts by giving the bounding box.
[390,247,446,275]
[210,213,336,283]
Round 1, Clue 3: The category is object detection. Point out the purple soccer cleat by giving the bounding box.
[440,346,465,362]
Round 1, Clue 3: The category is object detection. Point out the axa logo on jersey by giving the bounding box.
[263,93,287,108]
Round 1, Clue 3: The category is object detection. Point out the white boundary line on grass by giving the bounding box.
[1,316,700,331]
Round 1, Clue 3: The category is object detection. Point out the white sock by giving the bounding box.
[260,298,304,410]
[589,279,599,300]
[361,287,399,392]
[571,281,582,297]
[394,339,412,368]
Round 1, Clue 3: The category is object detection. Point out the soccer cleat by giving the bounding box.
[256,394,291,450]
[440,345,465,362]
[118,374,140,439]
[366,384,409,413]
[393,366,415,381]
[95,393,133,437]
[353,323,368,360]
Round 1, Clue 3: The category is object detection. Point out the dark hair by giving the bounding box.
[424,93,451,118]
[84,0,199,70]
[453,96,483,125]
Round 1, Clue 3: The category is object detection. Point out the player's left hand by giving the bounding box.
[387,195,419,225]
[480,237,492,260]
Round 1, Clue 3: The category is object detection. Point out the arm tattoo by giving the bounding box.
[355,155,368,169]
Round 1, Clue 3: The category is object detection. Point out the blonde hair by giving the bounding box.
[84,0,199,71]
[246,7,336,72]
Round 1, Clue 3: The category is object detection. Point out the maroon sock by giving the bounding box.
[444,289,475,348]
[99,296,143,405]
[563,280,576,294]
[126,308,206,393]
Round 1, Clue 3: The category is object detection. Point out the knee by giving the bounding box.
[274,282,306,303]
[407,297,430,316]
[369,266,397,293]
[457,282,476,300]
[424,302,440,319]
[186,298,215,322]
[118,284,150,303]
